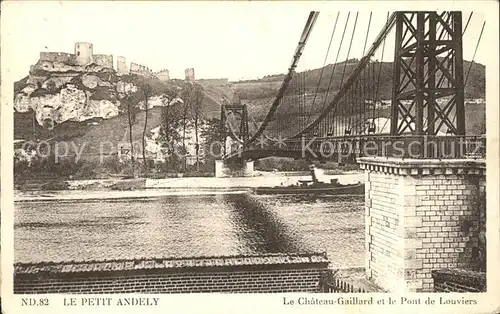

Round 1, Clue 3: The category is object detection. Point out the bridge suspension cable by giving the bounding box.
[363,12,373,56]
[246,11,319,144]
[339,12,359,135]
[463,12,473,35]
[465,20,485,84]
[304,12,340,128]
[360,13,372,133]
[360,13,373,134]
[222,11,474,161]
[450,18,485,127]
[293,12,397,138]
[313,12,352,133]
[339,12,359,87]
[375,13,390,133]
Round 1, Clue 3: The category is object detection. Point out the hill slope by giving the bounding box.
[222,59,486,134]
[14,58,486,145]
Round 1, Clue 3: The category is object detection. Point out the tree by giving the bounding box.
[180,83,194,172]
[200,117,223,172]
[141,84,152,169]
[193,84,204,172]
[122,86,142,177]
[159,95,184,172]
[126,97,136,177]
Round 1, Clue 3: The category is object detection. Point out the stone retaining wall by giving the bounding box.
[432,268,486,292]
[15,253,330,294]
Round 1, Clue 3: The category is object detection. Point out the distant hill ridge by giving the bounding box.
[231,58,485,100]
[14,58,485,145]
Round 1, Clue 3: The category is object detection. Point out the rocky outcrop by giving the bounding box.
[14,57,183,130]
[15,61,128,125]
[137,95,170,110]
[42,76,75,91]
[116,81,138,94]
[14,83,121,125]
[82,74,112,89]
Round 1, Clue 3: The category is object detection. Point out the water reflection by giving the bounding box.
[15,193,364,267]
[222,194,304,254]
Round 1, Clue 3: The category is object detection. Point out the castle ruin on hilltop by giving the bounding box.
[39,42,155,79]
[39,42,114,70]
[154,69,170,82]
[39,42,225,83]
[185,68,195,84]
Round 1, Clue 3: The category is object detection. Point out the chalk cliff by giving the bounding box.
[14,58,171,127]
[16,59,121,125]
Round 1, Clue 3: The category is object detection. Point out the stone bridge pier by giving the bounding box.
[215,159,254,178]
[358,157,486,292]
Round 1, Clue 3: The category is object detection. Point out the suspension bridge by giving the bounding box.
[220,11,485,167]
[218,11,487,293]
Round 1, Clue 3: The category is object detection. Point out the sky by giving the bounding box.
[2,1,490,82]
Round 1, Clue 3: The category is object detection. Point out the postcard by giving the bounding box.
[1,1,499,313]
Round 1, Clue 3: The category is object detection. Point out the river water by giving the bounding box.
[15,193,364,267]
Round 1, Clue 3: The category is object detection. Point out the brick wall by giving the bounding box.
[432,269,486,292]
[478,176,487,271]
[360,158,486,292]
[364,171,402,291]
[407,173,483,291]
[15,253,329,294]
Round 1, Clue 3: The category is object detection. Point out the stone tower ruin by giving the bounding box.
[74,42,93,66]
[155,69,170,82]
[185,68,195,84]
[117,56,128,75]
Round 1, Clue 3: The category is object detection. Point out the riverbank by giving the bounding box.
[146,171,363,188]
[15,171,364,201]
[15,188,252,202]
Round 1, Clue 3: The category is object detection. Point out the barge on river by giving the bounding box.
[253,165,364,195]
[253,179,365,195]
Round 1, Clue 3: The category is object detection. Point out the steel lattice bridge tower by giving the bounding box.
[220,102,250,156]
[391,12,465,136]
[220,11,484,163]
[218,10,487,294]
